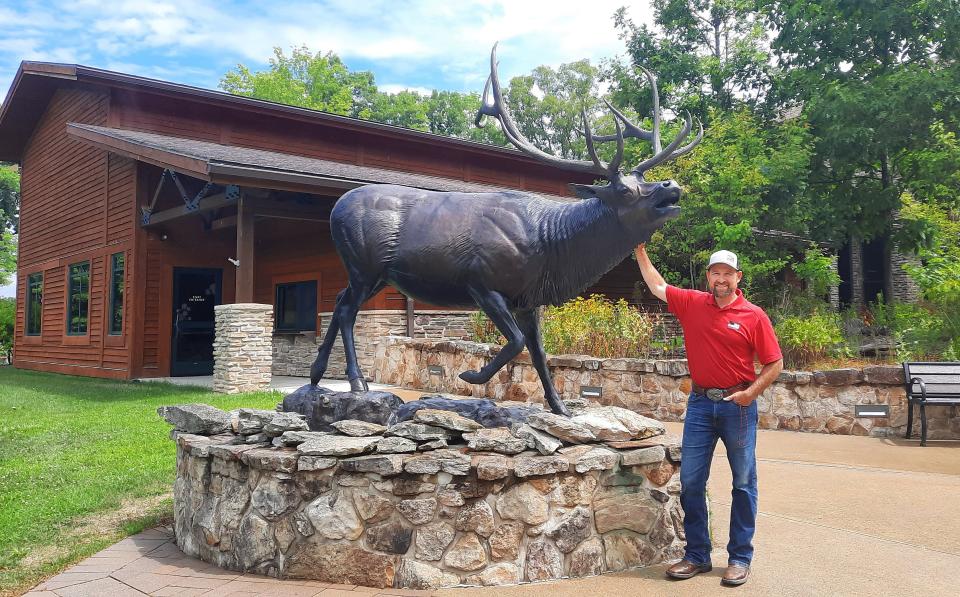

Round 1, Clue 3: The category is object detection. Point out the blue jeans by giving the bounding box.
[680,392,758,567]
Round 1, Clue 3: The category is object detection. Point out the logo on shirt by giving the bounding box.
[727,321,741,331]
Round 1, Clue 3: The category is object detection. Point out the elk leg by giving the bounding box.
[339,277,386,392]
[310,289,346,385]
[459,288,525,384]
[516,309,570,417]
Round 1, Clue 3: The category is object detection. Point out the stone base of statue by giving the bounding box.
[161,393,685,589]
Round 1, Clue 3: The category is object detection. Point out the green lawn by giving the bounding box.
[0,366,283,595]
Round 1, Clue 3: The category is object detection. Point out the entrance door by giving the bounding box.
[171,268,222,376]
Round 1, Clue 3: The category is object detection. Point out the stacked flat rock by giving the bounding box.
[164,398,682,590]
[162,400,667,458]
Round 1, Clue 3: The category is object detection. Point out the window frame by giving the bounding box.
[65,260,91,338]
[108,252,125,336]
[25,272,43,337]
[274,279,319,333]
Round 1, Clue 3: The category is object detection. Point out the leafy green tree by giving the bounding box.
[607,1,772,124]
[641,109,814,303]
[500,60,604,159]
[0,296,13,363]
[369,90,430,130]
[0,229,14,287]
[760,0,960,243]
[427,90,506,145]
[0,163,18,232]
[221,46,508,145]
[220,46,378,118]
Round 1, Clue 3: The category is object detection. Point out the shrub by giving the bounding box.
[542,295,655,359]
[774,311,845,368]
[468,310,503,345]
[467,295,656,359]
[0,297,13,362]
[870,300,955,361]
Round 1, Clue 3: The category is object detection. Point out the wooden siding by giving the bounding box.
[109,89,587,198]
[134,218,237,378]
[14,88,137,378]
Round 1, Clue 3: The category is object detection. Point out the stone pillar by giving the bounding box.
[828,253,840,311]
[849,237,864,310]
[213,303,273,394]
[888,243,921,303]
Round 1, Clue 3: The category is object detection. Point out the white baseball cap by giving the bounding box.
[707,250,740,271]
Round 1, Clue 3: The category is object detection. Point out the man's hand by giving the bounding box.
[633,243,667,302]
[726,389,756,407]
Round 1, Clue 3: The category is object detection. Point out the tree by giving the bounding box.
[640,109,814,304]
[220,46,379,119]
[0,297,13,363]
[0,163,18,232]
[500,60,605,159]
[426,90,506,145]
[607,1,772,124]
[0,229,14,287]
[760,0,960,243]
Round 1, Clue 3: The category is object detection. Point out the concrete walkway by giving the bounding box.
[26,424,960,597]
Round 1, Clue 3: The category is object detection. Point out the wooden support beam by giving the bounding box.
[141,191,233,227]
[236,193,255,303]
[210,215,238,231]
[246,196,335,220]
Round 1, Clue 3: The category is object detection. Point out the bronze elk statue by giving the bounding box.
[311,45,702,416]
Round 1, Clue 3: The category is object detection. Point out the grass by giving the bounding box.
[0,366,283,596]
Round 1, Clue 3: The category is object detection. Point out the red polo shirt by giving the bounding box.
[666,285,782,389]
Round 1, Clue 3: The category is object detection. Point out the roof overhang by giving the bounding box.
[66,123,575,201]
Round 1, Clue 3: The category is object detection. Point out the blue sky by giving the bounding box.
[0,0,653,98]
[0,0,654,297]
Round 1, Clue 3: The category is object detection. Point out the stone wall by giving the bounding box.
[171,426,683,589]
[372,338,960,441]
[213,304,274,394]
[273,310,476,378]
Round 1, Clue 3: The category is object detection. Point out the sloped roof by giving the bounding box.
[66,123,574,201]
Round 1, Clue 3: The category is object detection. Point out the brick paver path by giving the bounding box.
[24,528,438,597]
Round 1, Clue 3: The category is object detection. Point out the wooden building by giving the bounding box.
[1,61,647,380]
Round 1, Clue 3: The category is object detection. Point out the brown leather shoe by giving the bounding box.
[666,559,713,579]
[721,563,750,586]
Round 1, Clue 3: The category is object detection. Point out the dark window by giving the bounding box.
[26,273,43,336]
[67,261,90,335]
[275,281,317,332]
[109,253,125,335]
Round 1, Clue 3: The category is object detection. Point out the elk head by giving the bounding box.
[475,44,702,236]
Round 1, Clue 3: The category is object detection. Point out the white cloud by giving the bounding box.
[0,0,655,93]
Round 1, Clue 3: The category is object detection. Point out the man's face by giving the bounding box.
[706,264,742,299]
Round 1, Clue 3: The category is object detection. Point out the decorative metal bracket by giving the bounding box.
[140,169,227,225]
[169,170,215,211]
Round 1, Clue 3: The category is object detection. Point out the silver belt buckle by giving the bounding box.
[706,388,725,402]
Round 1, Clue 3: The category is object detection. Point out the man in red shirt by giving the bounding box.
[635,244,783,587]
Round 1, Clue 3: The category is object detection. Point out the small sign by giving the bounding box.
[579,385,602,399]
[855,404,890,418]
[427,365,444,376]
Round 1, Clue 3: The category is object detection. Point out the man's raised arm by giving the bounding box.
[634,243,668,302]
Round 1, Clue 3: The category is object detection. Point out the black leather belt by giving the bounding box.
[692,382,751,402]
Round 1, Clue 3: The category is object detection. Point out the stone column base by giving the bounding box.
[213,303,274,394]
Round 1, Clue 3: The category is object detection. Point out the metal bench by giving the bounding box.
[903,361,960,446]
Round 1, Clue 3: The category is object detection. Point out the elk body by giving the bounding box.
[311,46,701,416]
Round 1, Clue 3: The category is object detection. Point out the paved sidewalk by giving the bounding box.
[25,424,960,597]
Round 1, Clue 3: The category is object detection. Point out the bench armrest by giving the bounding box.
[909,376,928,403]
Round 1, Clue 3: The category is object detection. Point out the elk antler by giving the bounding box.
[475,43,623,179]
[588,67,703,176]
